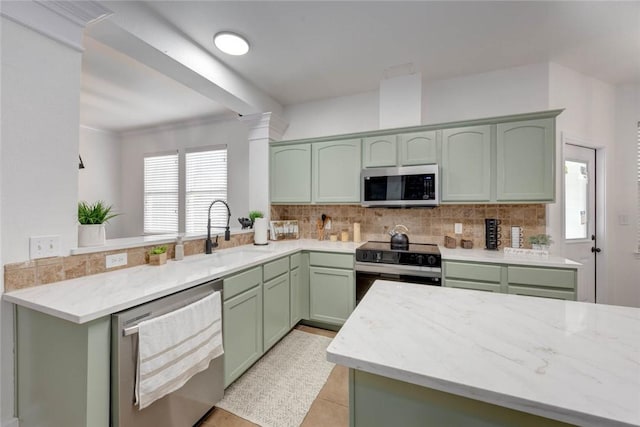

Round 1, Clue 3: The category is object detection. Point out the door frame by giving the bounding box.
[561,132,606,303]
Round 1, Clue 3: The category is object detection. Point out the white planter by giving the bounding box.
[78,224,105,247]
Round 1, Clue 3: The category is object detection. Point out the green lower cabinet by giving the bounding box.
[443,260,577,301]
[223,285,263,387]
[309,266,355,325]
[350,369,571,427]
[290,266,302,327]
[16,308,110,427]
[263,273,291,351]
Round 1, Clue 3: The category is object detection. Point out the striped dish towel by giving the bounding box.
[135,291,223,410]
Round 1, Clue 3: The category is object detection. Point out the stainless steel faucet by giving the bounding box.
[206,200,231,254]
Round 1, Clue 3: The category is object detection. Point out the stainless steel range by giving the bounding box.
[355,241,442,304]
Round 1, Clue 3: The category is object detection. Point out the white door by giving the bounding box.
[564,144,598,302]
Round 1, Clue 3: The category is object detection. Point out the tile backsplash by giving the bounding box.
[271,204,546,248]
[4,233,254,292]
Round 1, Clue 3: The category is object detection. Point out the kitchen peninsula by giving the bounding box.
[327,281,640,427]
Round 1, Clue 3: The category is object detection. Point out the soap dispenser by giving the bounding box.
[175,235,184,260]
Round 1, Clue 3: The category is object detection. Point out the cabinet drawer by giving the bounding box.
[508,266,575,289]
[507,285,575,301]
[290,252,301,269]
[224,266,262,300]
[445,279,501,293]
[309,252,354,269]
[444,261,501,283]
[263,256,289,282]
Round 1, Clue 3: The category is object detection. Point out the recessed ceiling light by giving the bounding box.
[213,32,249,56]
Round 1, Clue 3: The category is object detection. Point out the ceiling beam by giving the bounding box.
[86,1,282,116]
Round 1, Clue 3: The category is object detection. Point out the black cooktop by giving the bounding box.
[356,241,441,267]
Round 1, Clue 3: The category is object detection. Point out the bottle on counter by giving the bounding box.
[175,235,184,260]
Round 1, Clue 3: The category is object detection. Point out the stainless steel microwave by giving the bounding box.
[361,164,439,207]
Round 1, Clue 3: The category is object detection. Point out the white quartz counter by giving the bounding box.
[4,239,357,324]
[440,246,581,268]
[327,281,640,427]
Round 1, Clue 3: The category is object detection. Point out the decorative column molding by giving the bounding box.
[0,0,112,52]
[240,112,289,218]
[240,112,289,142]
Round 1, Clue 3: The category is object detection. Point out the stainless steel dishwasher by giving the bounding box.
[111,279,224,427]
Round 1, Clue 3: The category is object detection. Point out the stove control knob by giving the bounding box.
[427,255,437,266]
[416,255,424,265]
[361,252,368,260]
[375,252,382,262]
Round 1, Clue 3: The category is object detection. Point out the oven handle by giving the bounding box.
[355,262,441,278]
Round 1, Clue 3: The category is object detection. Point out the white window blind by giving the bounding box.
[186,147,228,234]
[144,153,179,233]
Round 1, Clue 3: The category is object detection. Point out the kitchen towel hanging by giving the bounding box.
[135,291,223,410]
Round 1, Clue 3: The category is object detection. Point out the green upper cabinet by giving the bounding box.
[313,139,361,203]
[398,130,438,166]
[362,135,397,168]
[270,144,312,203]
[496,118,555,202]
[441,125,492,202]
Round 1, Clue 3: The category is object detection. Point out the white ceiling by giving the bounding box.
[81,1,640,132]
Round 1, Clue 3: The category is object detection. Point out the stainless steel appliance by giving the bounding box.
[355,241,441,304]
[111,279,224,427]
[361,164,439,207]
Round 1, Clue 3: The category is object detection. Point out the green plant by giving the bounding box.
[149,245,167,255]
[528,234,553,246]
[78,201,119,225]
[248,210,264,222]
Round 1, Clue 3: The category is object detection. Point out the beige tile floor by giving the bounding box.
[200,325,348,427]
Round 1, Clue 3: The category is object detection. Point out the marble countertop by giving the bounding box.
[327,281,640,427]
[4,239,358,324]
[440,247,581,268]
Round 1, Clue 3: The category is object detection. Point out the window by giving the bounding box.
[637,121,640,251]
[144,153,179,233]
[143,147,228,235]
[186,147,228,234]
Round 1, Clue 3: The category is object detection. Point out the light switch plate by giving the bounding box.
[454,223,463,234]
[106,252,127,269]
[29,235,60,259]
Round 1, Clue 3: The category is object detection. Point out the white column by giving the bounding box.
[379,73,422,129]
[240,113,289,220]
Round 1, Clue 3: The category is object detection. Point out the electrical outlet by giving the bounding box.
[29,236,60,259]
[106,252,128,269]
[454,223,463,234]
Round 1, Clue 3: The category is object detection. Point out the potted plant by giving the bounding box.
[77,201,120,247]
[248,210,264,228]
[148,245,168,265]
[528,234,553,251]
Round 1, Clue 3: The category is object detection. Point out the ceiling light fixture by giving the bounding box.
[213,32,249,56]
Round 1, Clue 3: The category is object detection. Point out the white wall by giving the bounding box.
[610,84,640,307]
[422,63,550,125]
[79,127,125,238]
[119,117,250,236]
[1,16,83,424]
[282,90,379,140]
[547,63,617,303]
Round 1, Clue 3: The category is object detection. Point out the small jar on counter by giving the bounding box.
[341,229,349,242]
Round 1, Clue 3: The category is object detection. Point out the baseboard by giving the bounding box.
[1,417,19,427]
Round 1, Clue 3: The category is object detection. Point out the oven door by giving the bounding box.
[355,263,441,305]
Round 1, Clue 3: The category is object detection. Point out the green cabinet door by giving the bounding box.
[399,130,438,166]
[362,135,397,168]
[223,286,263,387]
[290,266,302,327]
[312,139,361,203]
[309,266,355,325]
[441,125,492,202]
[270,144,312,203]
[496,118,555,201]
[263,273,291,351]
